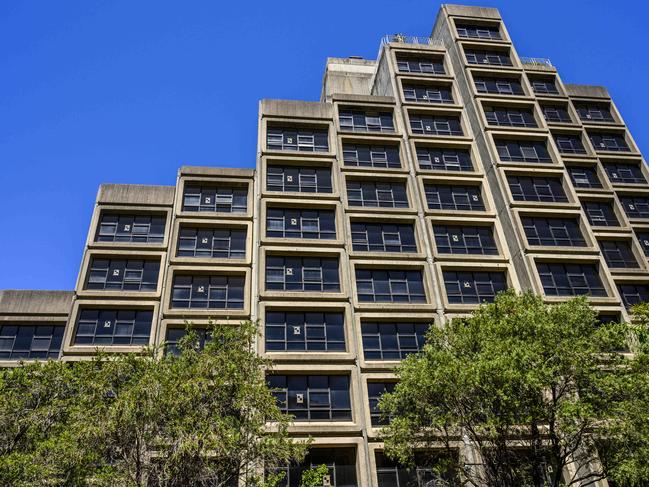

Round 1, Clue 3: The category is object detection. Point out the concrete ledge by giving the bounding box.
[97,184,175,206]
[260,99,333,120]
[330,94,395,105]
[179,166,255,178]
[564,84,610,99]
[442,4,502,19]
[0,290,73,316]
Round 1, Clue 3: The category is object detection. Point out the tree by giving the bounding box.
[0,321,307,486]
[380,290,649,487]
[595,302,649,486]
[298,464,329,487]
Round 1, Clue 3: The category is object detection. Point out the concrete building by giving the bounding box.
[0,4,645,485]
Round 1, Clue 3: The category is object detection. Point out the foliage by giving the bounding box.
[298,464,329,487]
[0,321,307,487]
[595,302,649,486]
[380,290,649,487]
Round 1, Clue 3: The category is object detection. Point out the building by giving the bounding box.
[0,3,645,485]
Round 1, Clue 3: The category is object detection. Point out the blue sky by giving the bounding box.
[1,0,648,290]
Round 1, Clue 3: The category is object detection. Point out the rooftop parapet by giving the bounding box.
[441,4,502,19]
[179,166,255,178]
[260,99,333,120]
[564,84,611,99]
[0,290,73,317]
[97,184,175,206]
[321,57,376,102]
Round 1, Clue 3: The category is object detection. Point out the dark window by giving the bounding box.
[464,49,512,66]
[396,55,445,74]
[433,224,498,255]
[368,382,396,426]
[171,274,245,309]
[0,324,64,360]
[567,166,602,189]
[635,231,649,256]
[266,256,340,292]
[617,284,649,309]
[443,270,507,304]
[589,133,630,152]
[537,263,606,296]
[484,106,536,128]
[508,176,567,203]
[409,114,463,136]
[619,196,649,219]
[85,258,159,291]
[522,217,586,247]
[582,201,619,227]
[271,448,357,487]
[425,184,485,211]
[95,213,165,244]
[74,309,152,346]
[402,84,454,104]
[600,240,639,268]
[495,139,552,163]
[182,185,247,213]
[361,322,427,360]
[575,104,615,123]
[266,208,336,240]
[339,110,394,133]
[416,147,473,171]
[375,451,458,487]
[407,118,458,141]
[351,222,417,253]
[554,134,587,154]
[177,227,247,259]
[541,105,572,123]
[342,144,400,169]
[603,162,647,185]
[165,327,212,356]
[346,181,409,208]
[267,127,328,152]
[474,76,524,96]
[268,375,351,421]
[265,311,345,352]
[456,23,501,40]
[355,269,426,303]
[529,77,559,95]
[267,166,332,193]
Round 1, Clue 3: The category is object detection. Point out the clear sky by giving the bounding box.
[1,0,648,290]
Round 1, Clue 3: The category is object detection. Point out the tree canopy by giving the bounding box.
[0,321,307,487]
[380,290,649,487]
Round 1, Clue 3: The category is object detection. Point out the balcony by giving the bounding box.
[520,57,554,70]
[382,34,443,47]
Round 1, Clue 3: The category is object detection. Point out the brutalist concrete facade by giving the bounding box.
[1,4,645,485]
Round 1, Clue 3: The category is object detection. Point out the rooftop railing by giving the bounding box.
[520,57,553,67]
[381,34,444,47]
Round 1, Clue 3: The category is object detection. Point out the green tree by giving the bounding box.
[380,290,649,487]
[298,464,329,487]
[595,302,649,485]
[0,321,307,486]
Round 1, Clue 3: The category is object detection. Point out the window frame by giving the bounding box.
[265,164,334,194]
[521,215,587,248]
[360,320,429,361]
[354,267,428,304]
[0,323,65,360]
[432,223,499,256]
[536,261,608,298]
[265,126,329,153]
[442,268,509,305]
